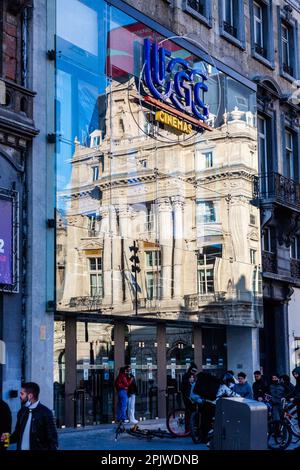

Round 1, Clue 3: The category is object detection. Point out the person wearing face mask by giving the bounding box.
[269,373,286,422]
[8,382,58,450]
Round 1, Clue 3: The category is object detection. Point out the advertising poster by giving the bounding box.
[0,198,13,285]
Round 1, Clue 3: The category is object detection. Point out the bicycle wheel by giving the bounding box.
[190,410,202,444]
[267,420,292,450]
[114,421,125,441]
[288,406,300,439]
[167,409,190,437]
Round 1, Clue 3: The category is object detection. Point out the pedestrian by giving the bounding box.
[252,370,268,401]
[180,363,198,431]
[233,372,253,398]
[115,365,133,423]
[280,374,295,397]
[269,373,286,422]
[0,399,12,451]
[289,367,300,428]
[127,373,138,424]
[9,382,58,450]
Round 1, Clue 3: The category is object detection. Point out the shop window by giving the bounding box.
[89,257,103,296]
[183,0,212,27]
[219,0,245,49]
[250,0,274,67]
[263,227,276,253]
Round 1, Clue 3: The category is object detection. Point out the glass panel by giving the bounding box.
[166,326,194,409]
[53,321,65,428]
[125,325,157,419]
[55,1,261,421]
[76,322,114,425]
[202,328,227,375]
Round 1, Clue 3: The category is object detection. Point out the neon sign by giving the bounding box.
[143,38,209,122]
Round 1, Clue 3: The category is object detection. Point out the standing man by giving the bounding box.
[0,399,12,451]
[252,370,268,401]
[9,382,58,450]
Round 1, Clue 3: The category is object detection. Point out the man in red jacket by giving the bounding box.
[115,366,133,422]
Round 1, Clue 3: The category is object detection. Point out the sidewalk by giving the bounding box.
[58,419,207,450]
[58,418,167,435]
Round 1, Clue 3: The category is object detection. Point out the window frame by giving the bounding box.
[219,0,246,50]
[278,6,299,81]
[197,200,217,224]
[183,0,212,27]
[290,236,300,260]
[145,250,161,300]
[250,0,274,69]
[263,226,276,253]
[88,257,103,297]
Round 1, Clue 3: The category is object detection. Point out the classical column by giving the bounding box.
[114,321,125,377]
[118,205,133,302]
[157,323,167,418]
[110,205,122,305]
[193,325,203,371]
[172,196,184,298]
[65,318,77,427]
[100,206,112,305]
[157,197,173,300]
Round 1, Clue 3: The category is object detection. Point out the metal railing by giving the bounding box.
[69,295,103,310]
[253,172,300,209]
[262,251,277,274]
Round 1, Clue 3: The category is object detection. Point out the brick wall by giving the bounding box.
[2,11,18,81]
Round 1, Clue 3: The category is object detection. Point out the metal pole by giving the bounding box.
[134,241,138,316]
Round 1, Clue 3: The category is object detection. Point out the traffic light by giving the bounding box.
[129,243,141,273]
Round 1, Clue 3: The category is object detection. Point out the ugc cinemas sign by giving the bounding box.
[143,38,211,134]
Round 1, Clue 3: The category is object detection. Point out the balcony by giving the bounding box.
[291,259,300,279]
[253,172,300,211]
[262,251,277,274]
[137,298,159,310]
[0,78,38,144]
[69,296,102,311]
[184,290,263,327]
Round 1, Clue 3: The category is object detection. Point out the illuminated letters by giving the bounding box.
[144,38,209,121]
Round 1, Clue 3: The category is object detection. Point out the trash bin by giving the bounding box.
[212,397,268,450]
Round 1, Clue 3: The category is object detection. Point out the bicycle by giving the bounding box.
[284,401,300,443]
[267,397,292,450]
[164,388,191,437]
[127,425,175,440]
[190,399,216,444]
[114,420,127,441]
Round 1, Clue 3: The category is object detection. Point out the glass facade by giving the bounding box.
[54,0,263,424]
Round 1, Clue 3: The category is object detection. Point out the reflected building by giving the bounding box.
[55,67,262,424]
